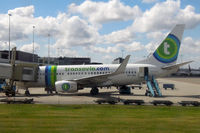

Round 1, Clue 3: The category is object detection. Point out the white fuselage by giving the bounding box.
[23,63,177,88]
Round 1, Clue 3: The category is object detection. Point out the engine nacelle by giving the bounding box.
[55,81,78,93]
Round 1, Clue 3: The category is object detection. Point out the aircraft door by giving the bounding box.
[139,67,149,78]
[144,67,149,77]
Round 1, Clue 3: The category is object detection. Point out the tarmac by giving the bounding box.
[0,77,200,105]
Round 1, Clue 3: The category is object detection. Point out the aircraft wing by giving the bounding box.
[68,55,130,86]
[162,61,193,70]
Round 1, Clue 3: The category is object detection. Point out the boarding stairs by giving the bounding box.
[145,75,162,97]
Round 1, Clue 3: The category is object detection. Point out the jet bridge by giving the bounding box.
[0,63,12,79]
[13,63,38,82]
[0,61,38,82]
[0,47,39,96]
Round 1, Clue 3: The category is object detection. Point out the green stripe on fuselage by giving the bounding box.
[50,66,57,87]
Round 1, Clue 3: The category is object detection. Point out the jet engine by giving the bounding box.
[55,80,78,93]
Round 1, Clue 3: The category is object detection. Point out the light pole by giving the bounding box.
[121,50,124,58]
[32,26,35,62]
[8,13,11,63]
[48,33,50,65]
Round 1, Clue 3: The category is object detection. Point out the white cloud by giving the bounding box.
[0,41,16,50]
[89,42,144,54]
[0,6,99,52]
[8,5,34,18]
[0,6,36,41]
[33,15,61,38]
[103,55,113,60]
[69,0,142,25]
[117,42,144,52]
[89,45,119,54]
[181,37,200,53]
[103,28,135,44]
[132,0,200,32]
[54,16,100,49]
[176,5,200,29]
[56,48,78,57]
[146,31,166,40]
[20,43,40,53]
[179,37,200,68]
[145,31,167,53]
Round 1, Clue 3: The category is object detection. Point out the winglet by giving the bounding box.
[112,55,130,75]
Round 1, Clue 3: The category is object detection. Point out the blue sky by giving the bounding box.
[0,0,200,68]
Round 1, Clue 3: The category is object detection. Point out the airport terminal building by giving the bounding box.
[0,50,38,63]
[38,57,91,65]
[0,50,91,65]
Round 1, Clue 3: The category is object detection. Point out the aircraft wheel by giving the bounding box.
[5,92,10,97]
[11,92,16,97]
[25,90,30,96]
[5,90,15,97]
[119,86,131,94]
[90,87,99,95]
[50,89,53,94]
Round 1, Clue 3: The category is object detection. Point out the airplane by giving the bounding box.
[2,24,192,96]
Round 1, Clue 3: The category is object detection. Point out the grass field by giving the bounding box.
[0,104,199,133]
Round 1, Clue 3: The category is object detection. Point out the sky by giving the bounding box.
[0,0,200,68]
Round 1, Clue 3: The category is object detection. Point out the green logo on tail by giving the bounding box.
[153,34,180,63]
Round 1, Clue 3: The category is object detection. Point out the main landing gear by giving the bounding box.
[90,87,99,95]
[45,87,57,94]
[119,85,131,95]
[25,89,30,96]
[5,89,16,97]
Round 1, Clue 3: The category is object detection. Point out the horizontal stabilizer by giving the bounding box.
[162,61,193,70]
